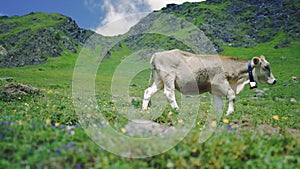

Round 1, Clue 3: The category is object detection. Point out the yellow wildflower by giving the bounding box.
[121,128,126,133]
[18,120,23,126]
[45,118,51,125]
[211,120,217,128]
[47,90,53,94]
[272,115,279,121]
[54,122,60,127]
[222,118,229,124]
[178,119,183,124]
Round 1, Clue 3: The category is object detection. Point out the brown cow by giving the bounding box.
[142,49,276,115]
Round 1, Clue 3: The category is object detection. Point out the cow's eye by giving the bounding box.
[264,66,270,71]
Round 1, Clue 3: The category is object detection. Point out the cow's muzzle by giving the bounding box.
[268,79,276,85]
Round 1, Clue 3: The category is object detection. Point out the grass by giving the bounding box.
[0,12,66,39]
[0,37,300,168]
[0,47,78,91]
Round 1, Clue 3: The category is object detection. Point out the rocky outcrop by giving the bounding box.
[110,0,299,57]
[1,82,42,100]
[161,0,300,48]
[0,13,92,68]
[114,12,220,58]
[1,28,62,67]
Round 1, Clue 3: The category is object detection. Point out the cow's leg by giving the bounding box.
[226,89,236,116]
[211,79,236,115]
[142,80,163,110]
[163,74,179,109]
[213,95,224,114]
[164,87,178,109]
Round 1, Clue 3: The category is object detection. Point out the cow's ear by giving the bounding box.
[252,57,260,66]
[260,55,265,60]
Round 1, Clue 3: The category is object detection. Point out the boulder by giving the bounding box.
[1,82,42,99]
[124,120,176,137]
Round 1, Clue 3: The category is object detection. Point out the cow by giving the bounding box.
[142,49,276,115]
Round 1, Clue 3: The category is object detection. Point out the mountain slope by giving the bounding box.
[159,0,300,48]
[0,12,93,67]
[0,0,299,68]
[104,0,300,59]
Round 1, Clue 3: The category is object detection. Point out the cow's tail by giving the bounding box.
[148,66,154,87]
[148,55,156,87]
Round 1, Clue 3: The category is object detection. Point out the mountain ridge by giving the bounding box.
[0,12,93,67]
[159,0,300,48]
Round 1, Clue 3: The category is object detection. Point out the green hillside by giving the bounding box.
[160,0,300,48]
[0,0,300,168]
[0,12,92,67]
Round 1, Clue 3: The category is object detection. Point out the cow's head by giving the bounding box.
[252,55,276,85]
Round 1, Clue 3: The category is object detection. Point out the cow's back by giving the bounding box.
[151,49,221,94]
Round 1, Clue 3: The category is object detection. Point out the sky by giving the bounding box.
[0,0,205,36]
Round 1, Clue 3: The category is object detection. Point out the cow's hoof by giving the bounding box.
[142,107,150,111]
[225,111,233,116]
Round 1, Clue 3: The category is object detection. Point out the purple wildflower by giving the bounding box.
[226,124,233,131]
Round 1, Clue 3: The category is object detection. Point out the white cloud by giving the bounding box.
[147,0,204,10]
[91,0,205,36]
[96,13,148,36]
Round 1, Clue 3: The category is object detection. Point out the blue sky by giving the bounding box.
[0,0,205,36]
[0,0,104,30]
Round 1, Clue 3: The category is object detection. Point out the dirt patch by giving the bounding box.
[1,82,42,99]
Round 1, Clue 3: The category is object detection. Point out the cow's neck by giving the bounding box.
[248,60,258,89]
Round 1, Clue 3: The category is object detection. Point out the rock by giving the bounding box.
[124,120,176,137]
[0,45,7,56]
[1,82,42,99]
[280,56,287,60]
[283,82,290,86]
[292,76,299,83]
[290,98,297,103]
[129,83,137,87]
[262,88,269,91]
[0,77,13,82]
[0,13,92,68]
[254,89,265,98]
[274,97,284,102]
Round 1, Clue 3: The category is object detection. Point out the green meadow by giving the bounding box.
[0,35,299,168]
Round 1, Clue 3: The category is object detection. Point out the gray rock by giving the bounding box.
[0,77,13,82]
[124,120,176,137]
[292,76,299,83]
[0,13,92,68]
[1,82,42,99]
[290,98,297,103]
